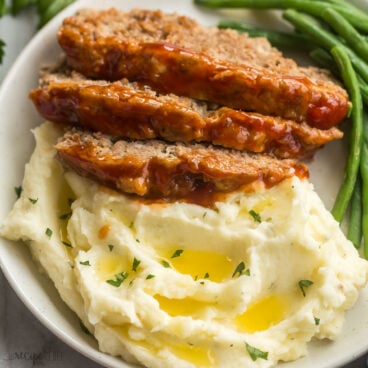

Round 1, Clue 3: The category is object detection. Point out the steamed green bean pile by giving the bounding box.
[194,0,368,257]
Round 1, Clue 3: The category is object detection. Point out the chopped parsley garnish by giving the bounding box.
[249,210,262,223]
[314,317,320,325]
[28,197,38,204]
[146,274,155,280]
[298,279,314,297]
[108,244,114,252]
[204,272,210,279]
[79,260,91,266]
[59,212,71,220]
[132,257,141,272]
[62,241,72,248]
[171,249,184,258]
[161,260,171,268]
[45,228,53,238]
[106,272,129,287]
[232,262,250,277]
[135,238,140,243]
[14,186,22,199]
[245,343,268,361]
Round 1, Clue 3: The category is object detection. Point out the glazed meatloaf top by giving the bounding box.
[58,8,350,129]
[29,68,343,159]
[60,8,331,83]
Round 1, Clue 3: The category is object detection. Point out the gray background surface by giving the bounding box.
[0,4,367,368]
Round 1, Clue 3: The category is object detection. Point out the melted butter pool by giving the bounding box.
[96,253,129,280]
[114,325,215,367]
[169,343,215,367]
[235,294,288,332]
[160,247,235,282]
[154,294,214,317]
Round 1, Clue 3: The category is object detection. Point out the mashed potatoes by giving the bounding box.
[1,121,368,368]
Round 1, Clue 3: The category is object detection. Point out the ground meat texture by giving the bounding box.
[58,8,350,129]
[30,70,343,159]
[55,129,309,207]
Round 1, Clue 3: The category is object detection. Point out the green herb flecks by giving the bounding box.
[232,261,250,277]
[28,197,38,204]
[249,210,262,223]
[161,260,171,268]
[106,272,129,287]
[298,279,314,297]
[79,260,91,266]
[171,249,184,258]
[45,227,53,238]
[245,342,268,361]
[132,257,141,272]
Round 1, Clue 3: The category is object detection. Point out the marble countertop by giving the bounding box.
[0,4,367,368]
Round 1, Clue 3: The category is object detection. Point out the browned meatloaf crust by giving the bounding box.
[55,129,309,206]
[57,8,350,129]
[30,70,343,159]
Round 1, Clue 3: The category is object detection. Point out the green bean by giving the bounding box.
[361,110,368,258]
[283,9,368,83]
[311,0,361,10]
[218,20,312,49]
[0,0,7,15]
[309,48,339,74]
[309,48,368,106]
[359,81,368,106]
[321,8,368,64]
[347,176,363,248]
[194,0,368,32]
[11,0,36,15]
[330,46,363,223]
[37,0,53,14]
[37,0,74,27]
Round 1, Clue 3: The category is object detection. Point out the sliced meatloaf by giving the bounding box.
[30,69,343,159]
[58,8,350,129]
[55,129,309,206]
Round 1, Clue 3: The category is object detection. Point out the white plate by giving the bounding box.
[0,0,367,367]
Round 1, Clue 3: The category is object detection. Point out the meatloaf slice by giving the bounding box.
[30,70,343,159]
[58,8,350,129]
[55,129,309,206]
